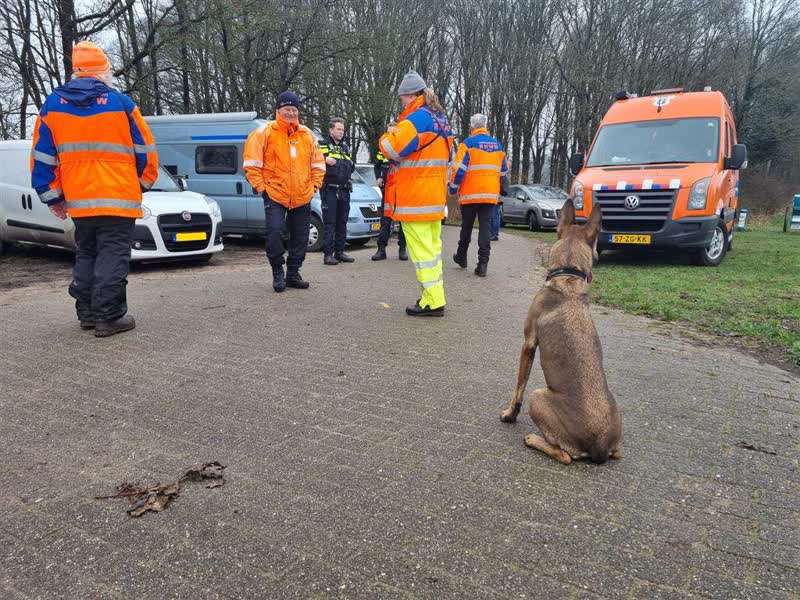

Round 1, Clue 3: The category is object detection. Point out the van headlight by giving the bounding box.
[141,204,152,219]
[571,181,584,210]
[688,177,710,210]
[205,198,222,217]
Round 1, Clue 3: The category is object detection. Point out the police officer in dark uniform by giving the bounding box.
[371,149,408,261]
[319,117,355,265]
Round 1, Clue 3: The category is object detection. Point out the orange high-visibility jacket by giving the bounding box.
[243,116,326,209]
[448,127,508,205]
[379,96,454,222]
[31,78,158,219]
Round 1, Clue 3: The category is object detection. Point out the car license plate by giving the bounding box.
[610,234,651,244]
[371,222,381,231]
[174,231,207,242]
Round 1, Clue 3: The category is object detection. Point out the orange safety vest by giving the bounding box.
[243,115,326,209]
[449,127,508,205]
[31,79,158,219]
[378,96,453,222]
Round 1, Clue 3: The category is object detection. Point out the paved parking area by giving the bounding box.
[1,227,798,599]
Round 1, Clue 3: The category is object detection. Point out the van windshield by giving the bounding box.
[150,167,182,192]
[586,117,720,167]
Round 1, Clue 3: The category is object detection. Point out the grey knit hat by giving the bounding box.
[397,70,427,95]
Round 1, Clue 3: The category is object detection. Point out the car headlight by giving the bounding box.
[542,209,555,218]
[571,181,585,210]
[688,177,710,210]
[141,204,152,219]
[205,198,222,218]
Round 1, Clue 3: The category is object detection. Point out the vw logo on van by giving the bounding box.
[624,195,640,210]
[181,211,192,221]
[368,203,377,212]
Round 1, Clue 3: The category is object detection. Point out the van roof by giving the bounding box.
[603,91,730,124]
[144,111,259,124]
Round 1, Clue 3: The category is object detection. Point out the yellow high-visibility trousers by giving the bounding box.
[402,220,445,309]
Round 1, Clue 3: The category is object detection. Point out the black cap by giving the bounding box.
[276,91,300,109]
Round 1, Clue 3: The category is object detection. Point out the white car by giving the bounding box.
[0,140,223,261]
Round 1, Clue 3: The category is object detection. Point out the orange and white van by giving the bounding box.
[569,88,747,265]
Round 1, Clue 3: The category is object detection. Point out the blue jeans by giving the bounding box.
[491,204,501,238]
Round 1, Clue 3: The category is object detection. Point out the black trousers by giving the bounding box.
[457,203,493,263]
[264,194,310,273]
[69,216,135,322]
[377,189,406,249]
[321,185,350,254]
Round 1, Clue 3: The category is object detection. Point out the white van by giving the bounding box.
[0,140,224,261]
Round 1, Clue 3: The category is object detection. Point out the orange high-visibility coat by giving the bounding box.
[379,96,453,222]
[448,127,508,205]
[243,115,326,209]
[31,78,158,219]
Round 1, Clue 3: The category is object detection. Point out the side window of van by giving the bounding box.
[196,145,238,175]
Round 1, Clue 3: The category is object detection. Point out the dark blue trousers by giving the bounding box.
[69,216,135,322]
[263,194,310,273]
[321,185,350,255]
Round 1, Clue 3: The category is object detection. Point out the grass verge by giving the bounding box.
[503,215,800,371]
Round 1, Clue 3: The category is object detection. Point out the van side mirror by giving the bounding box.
[725,144,747,170]
[569,153,584,176]
[177,176,188,191]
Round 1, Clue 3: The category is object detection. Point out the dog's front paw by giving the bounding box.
[500,408,518,423]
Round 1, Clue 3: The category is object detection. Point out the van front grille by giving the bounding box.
[158,213,212,252]
[593,189,676,232]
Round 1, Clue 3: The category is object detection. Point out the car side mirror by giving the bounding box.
[516,193,526,201]
[725,144,747,170]
[569,153,584,176]
[177,176,188,191]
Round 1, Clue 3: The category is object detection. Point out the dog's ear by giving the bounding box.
[557,199,575,239]
[584,204,602,244]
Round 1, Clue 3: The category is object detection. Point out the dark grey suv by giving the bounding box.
[500,184,569,230]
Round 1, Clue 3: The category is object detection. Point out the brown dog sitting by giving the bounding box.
[500,200,622,464]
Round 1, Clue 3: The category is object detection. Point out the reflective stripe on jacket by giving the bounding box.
[449,127,508,205]
[243,115,325,209]
[378,96,454,222]
[30,78,158,219]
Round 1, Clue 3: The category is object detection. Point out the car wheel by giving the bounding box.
[527,211,540,232]
[690,221,727,266]
[308,214,323,252]
[348,238,370,247]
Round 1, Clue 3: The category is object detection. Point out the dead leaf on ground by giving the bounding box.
[95,461,226,517]
[180,461,226,488]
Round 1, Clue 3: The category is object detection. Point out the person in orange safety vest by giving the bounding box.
[243,91,326,293]
[31,40,158,337]
[449,113,509,277]
[379,71,454,317]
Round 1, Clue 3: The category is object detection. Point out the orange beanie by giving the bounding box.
[72,41,111,77]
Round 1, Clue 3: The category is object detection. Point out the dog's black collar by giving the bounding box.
[546,266,593,283]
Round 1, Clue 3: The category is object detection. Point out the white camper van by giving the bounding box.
[0,140,224,261]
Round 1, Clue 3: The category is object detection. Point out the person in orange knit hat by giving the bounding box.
[31,40,159,337]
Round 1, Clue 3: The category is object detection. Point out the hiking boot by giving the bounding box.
[272,267,286,293]
[371,247,387,261]
[405,300,445,317]
[94,315,136,338]
[474,262,488,277]
[398,246,408,261]
[324,254,339,265]
[453,252,467,268]
[286,271,310,289]
[335,252,355,263]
